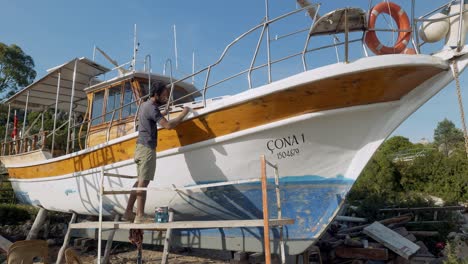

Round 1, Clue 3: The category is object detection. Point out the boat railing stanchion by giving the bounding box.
[344,8,349,63]
[263,156,286,264]
[97,166,105,264]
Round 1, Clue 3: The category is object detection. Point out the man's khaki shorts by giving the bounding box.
[134,144,156,181]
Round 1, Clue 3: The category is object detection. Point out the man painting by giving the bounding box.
[124,82,190,223]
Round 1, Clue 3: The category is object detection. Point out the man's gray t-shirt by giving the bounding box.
[137,100,163,149]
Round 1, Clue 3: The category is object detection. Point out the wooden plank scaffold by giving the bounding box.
[69,155,293,264]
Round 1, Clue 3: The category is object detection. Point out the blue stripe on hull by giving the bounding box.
[173,176,354,241]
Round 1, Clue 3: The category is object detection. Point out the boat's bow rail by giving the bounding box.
[162,0,468,109]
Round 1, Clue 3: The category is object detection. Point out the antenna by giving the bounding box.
[133,24,138,71]
[173,25,178,71]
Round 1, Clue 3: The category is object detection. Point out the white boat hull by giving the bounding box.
[7,53,468,254]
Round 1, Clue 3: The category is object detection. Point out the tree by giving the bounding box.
[0,43,36,98]
[434,118,464,156]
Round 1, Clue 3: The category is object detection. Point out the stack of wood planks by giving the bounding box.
[314,214,445,264]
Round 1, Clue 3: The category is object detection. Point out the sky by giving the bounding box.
[0,0,466,143]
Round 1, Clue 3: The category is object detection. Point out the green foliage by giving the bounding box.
[0,204,32,225]
[0,180,15,204]
[349,119,468,212]
[444,240,468,264]
[434,118,464,157]
[0,43,36,98]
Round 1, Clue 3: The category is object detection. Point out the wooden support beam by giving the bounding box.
[70,218,294,230]
[27,207,48,240]
[335,247,389,260]
[379,206,466,212]
[56,212,77,264]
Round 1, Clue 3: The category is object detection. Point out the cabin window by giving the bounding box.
[91,90,105,126]
[105,85,122,122]
[139,81,149,99]
[122,82,137,118]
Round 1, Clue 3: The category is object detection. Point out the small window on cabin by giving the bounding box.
[122,82,137,118]
[105,85,122,122]
[91,90,105,126]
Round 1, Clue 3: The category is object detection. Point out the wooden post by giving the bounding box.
[27,207,48,240]
[260,155,271,264]
[14,139,19,154]
[102,214,120,264]
[42,131,47,149]
[56,212,77,264]
[32,135,38,150]
[161,209,175,264]
[9,141,12,155]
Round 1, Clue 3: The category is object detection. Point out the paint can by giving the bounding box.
[155,206,169,223]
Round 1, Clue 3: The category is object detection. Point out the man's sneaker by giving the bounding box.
[134,215,145,224]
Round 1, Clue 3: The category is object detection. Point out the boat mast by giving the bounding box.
[132,24,138,72]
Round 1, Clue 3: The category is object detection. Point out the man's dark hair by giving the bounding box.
[149,82,167,97]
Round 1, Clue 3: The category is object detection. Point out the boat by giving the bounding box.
[1,0,468,256]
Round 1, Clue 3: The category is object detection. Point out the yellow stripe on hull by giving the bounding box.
[7,65,444,179]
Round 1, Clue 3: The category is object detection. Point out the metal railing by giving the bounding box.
[3,0,465,159]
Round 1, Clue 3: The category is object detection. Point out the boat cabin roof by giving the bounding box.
[2,57,109,113]
[2,57,201,113]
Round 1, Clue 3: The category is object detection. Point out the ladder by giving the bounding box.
[70,155,293,264]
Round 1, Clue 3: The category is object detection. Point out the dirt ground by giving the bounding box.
[2,243,233,264]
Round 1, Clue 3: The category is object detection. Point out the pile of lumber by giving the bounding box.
[315,214,443,264]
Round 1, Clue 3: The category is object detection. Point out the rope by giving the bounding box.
[452,60,468,158]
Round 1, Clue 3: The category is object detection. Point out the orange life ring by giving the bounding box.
[365,2,412,55]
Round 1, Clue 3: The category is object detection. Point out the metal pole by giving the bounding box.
[20,90,30,152]
[133,24,137,71]
[458,0,464,51]
[174,25,178,70]
[66,59,78,154]
[260,155,271,264]
[93,45,96,61]
[411,0,420,54]
[344,9,349,63]
[273,165,285,264]
[3,104,10,156]
[52,71,61,155]
[98,166,105,264]
[248,26,267,89]
[102,214,119,264]
[265,0,272,83]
